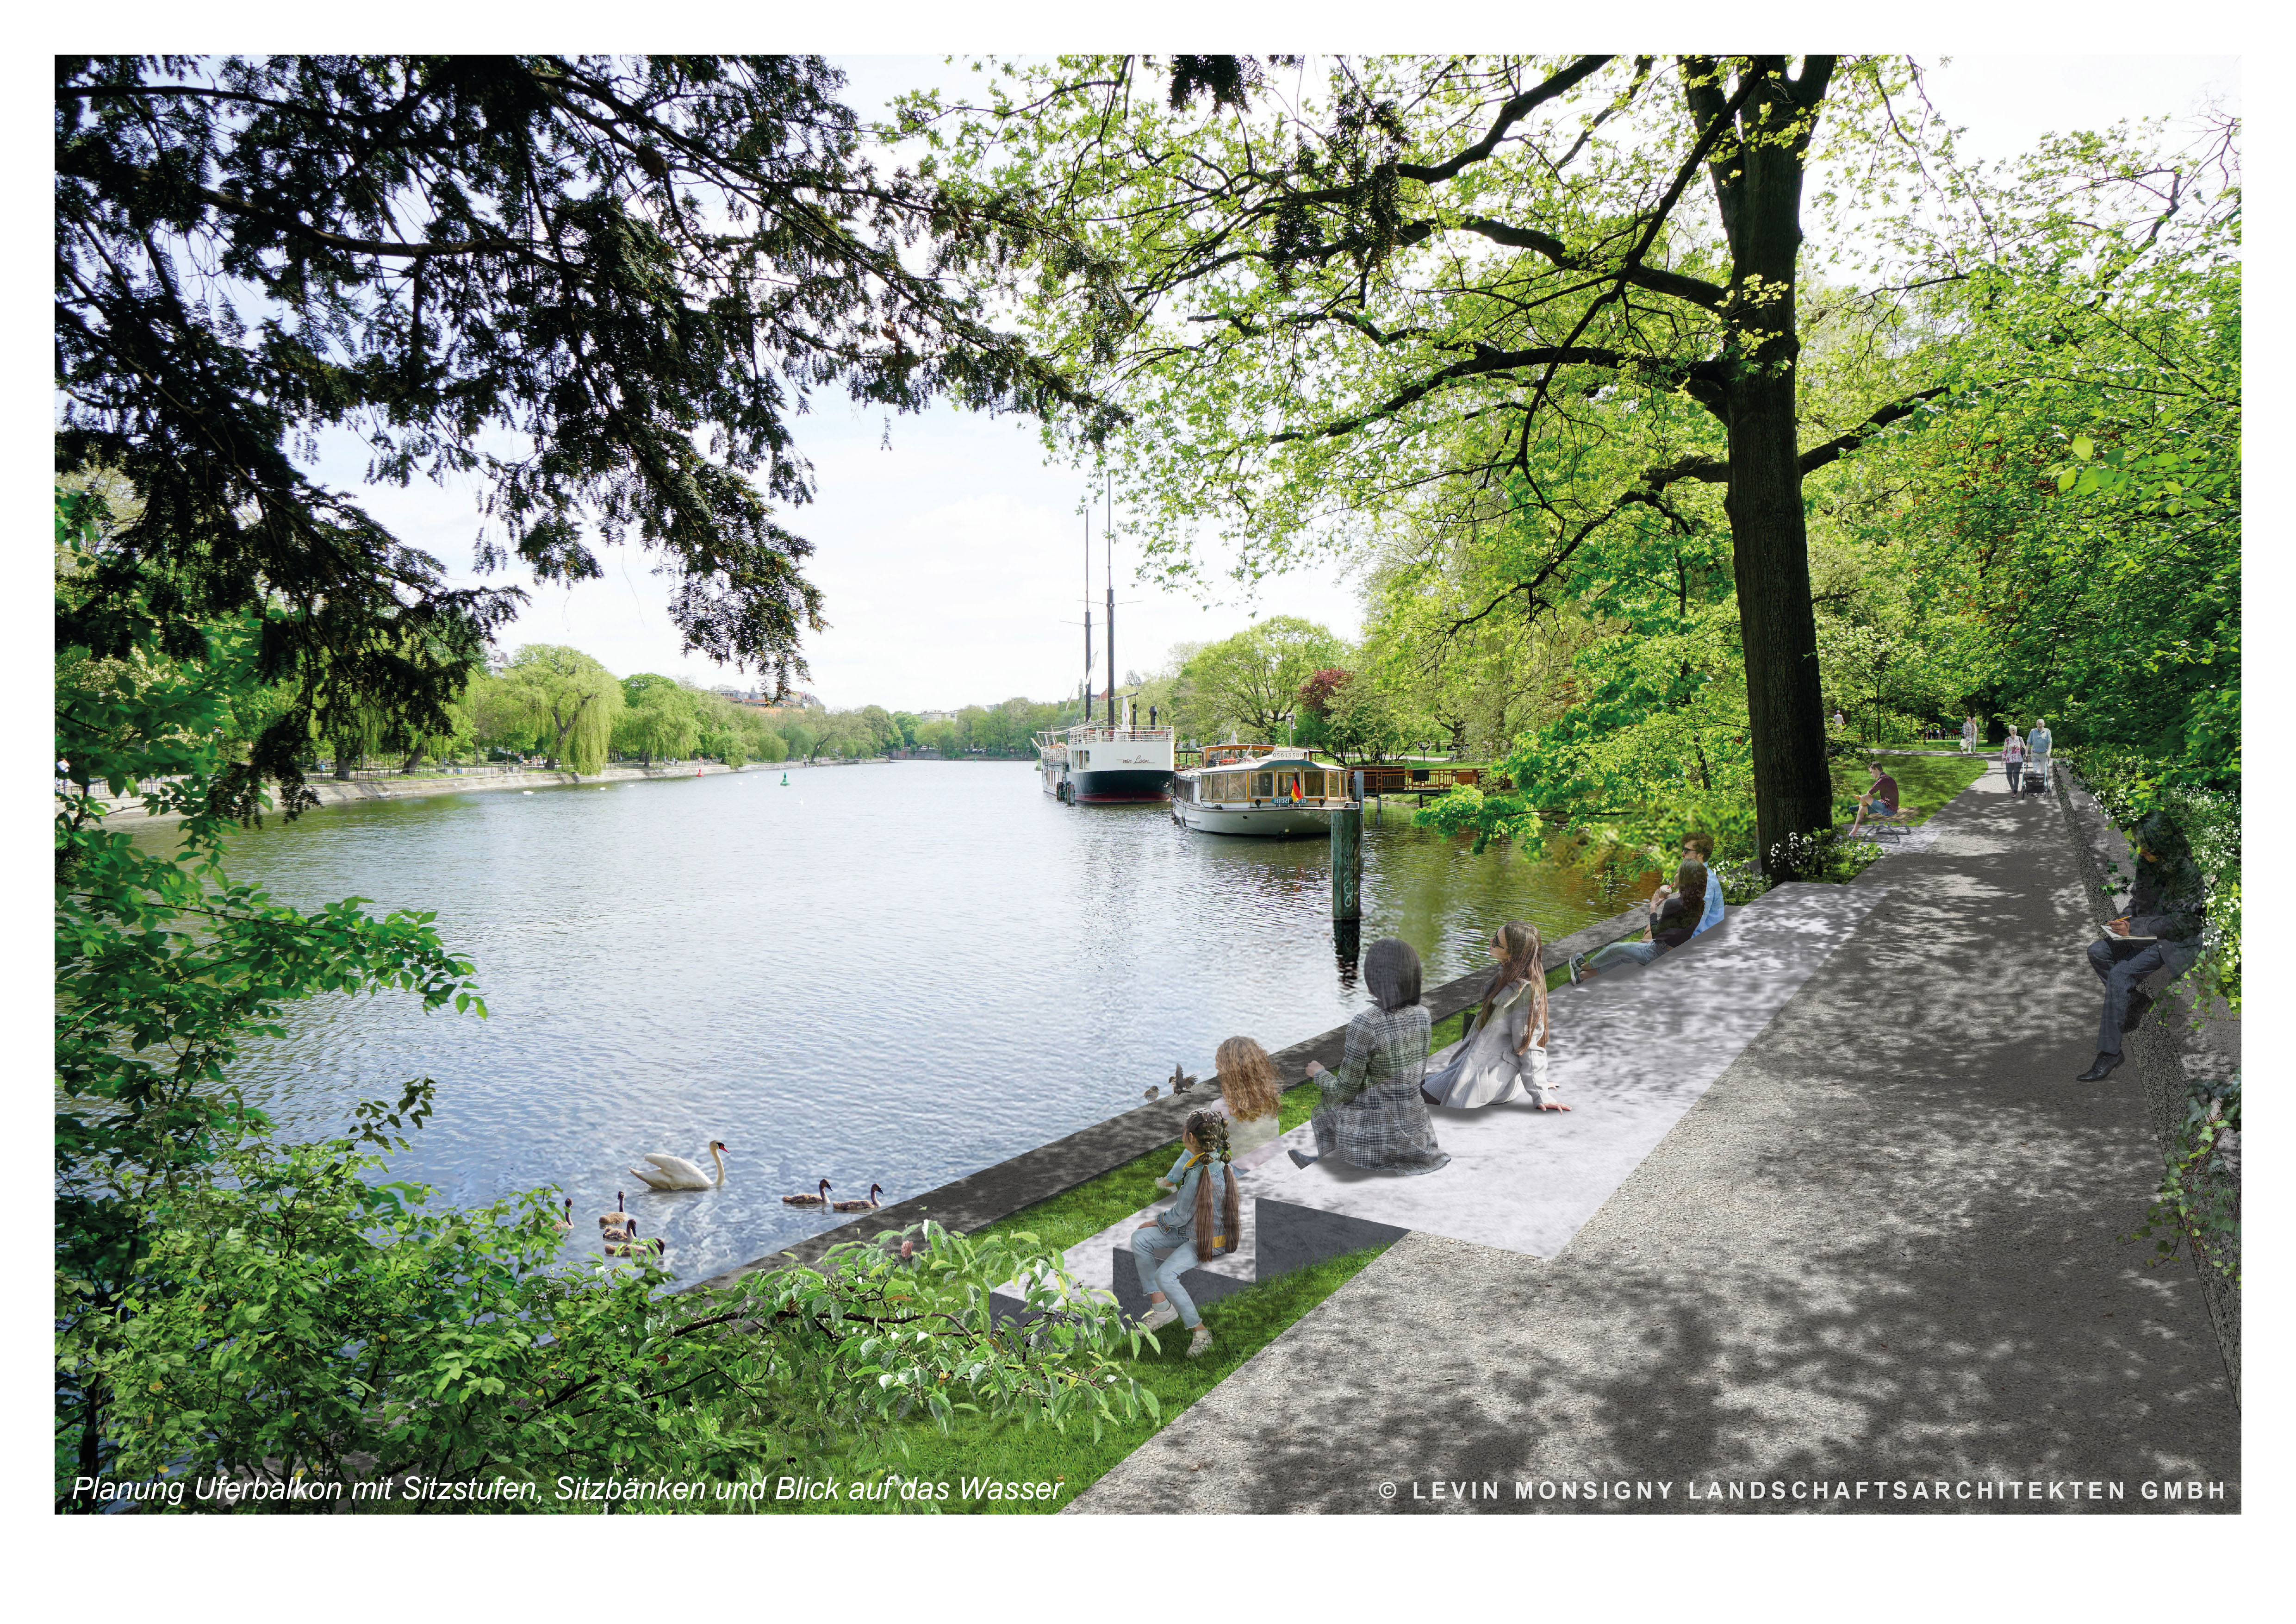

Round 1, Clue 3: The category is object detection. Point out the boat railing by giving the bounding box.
[1063,725,1174,744]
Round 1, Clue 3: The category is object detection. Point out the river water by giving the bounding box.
[148,762,1631,1282]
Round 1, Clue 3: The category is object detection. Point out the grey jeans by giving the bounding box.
[2086,935,2196,1055]
[1585,938,1662,973]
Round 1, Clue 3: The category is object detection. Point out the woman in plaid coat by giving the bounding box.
[1290,937,1451,1175]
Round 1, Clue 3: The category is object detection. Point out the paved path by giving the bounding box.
[1073,761,2239,1513]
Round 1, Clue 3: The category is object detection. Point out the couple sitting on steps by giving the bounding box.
[1569,833,1723,984]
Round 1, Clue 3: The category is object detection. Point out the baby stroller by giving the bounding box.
[2022,755,2051,795]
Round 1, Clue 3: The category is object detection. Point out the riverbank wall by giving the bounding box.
[2057,764,2241,1399]
[91,757,868,828]
[693,901,1654,1293]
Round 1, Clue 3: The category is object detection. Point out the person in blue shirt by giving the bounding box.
[1133,1111,1242,1358]
[1683,832,1726,937]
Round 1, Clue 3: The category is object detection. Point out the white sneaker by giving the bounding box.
[1138,1304,1179,1333]
[1186,1325,1214,1358]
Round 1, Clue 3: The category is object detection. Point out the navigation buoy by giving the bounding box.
[781,774,790,786]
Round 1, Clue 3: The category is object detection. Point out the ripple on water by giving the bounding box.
[146,763,1632,1282]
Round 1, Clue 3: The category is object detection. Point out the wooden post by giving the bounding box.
[1332,804,1362,925]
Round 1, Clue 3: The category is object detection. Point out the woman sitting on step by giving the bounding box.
[1289,938,1451,1175]
[1132,1111,1242,1359]
[1421,921,1567,1112]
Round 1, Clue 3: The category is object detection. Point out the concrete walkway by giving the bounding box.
[1073,761,2240,1513]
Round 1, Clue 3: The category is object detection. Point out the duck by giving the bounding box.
[597,1191,629,1237]
[628,1141,728,1192]
[605,1221,663,1259]
[1169,1062,1200,1093]
[830,1182,884,1213]
[782,1177,832,1208]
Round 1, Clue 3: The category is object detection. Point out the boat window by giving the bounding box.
[1253,772,1273,798]
[1306,770,1326,798]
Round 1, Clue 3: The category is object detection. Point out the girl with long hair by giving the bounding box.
[1209,1035,1285,1156]
[1421,920,1568,1112]
[1131,1110,1243,1358]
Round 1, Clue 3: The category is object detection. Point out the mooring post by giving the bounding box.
[1332,801,1362,949]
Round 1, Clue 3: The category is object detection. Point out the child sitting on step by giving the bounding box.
[1133,1111,1243,1360]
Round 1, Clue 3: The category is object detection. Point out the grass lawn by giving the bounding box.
[764,1244,1388,1513]
[1843,751,1988,822]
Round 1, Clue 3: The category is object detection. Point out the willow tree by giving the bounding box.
[918,55,1953,867]
[486,645,622,775]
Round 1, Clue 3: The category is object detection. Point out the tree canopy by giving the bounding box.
[56,54,1109,819]
[909,54,1991,866]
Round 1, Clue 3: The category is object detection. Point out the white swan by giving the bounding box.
[628,1140,728,1192]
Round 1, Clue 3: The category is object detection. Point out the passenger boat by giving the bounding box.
[1170,743,1356,837]
[1036,720,1174,804]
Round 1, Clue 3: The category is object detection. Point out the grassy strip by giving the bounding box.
[965,1008,1486,1260]
[1842,751,1988,819]
[766,1245,1390,1514]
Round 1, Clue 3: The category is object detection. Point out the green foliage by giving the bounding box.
[611,676,700,765]
[54,487,490,1494]
[1174,618,1346,743]
[776,1245,1387,1514]
[2124,1076,2239,1287]
[489,645,622,774]
[57,53,1113,791]
[84,1108,1158,1503]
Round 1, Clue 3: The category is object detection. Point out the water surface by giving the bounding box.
[150,762,1627,1281]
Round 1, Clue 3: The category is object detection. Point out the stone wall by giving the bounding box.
[2056,766,2240,1399]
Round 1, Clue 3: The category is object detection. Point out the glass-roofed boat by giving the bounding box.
[1170,743,1356,837]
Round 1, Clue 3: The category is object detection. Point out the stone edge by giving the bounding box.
[690,902,1651,1292]
[2054,764,2240,1400]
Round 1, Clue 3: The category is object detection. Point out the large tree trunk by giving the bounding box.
[1706,56,1838,874]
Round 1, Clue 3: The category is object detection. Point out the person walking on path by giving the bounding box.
[2025,716,2054,793]
[1290,937,1450,1174]
[1132,1111,1241,1357]
[1422,921,1567,1112]
[1961,714,1979,755]
[2077,811,2207,1081]
[2003,726,2026,793]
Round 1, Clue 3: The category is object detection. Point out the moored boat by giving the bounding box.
[1038,721,1174,804]
[1171,744,1355,836]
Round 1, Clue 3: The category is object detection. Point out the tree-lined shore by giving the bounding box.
[55,53,2235,1514]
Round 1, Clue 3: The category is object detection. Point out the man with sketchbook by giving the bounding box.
[2077,811,2206,1082]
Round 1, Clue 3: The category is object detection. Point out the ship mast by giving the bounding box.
[1083,510,1093,722]
[1104,475,1116,727]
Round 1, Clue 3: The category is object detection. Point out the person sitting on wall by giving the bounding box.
[1846,762,1905,837]
[1288,937,1450,1174]
[1569,859,1706,982]
[1133,1110,1241,1359]
[2076,811,2207,1082]
[1682,832,1726,938]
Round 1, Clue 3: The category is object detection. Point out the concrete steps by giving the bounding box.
[991,882,1887,1323]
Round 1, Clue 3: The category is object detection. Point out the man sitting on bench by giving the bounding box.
[1847,762,1910,838]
